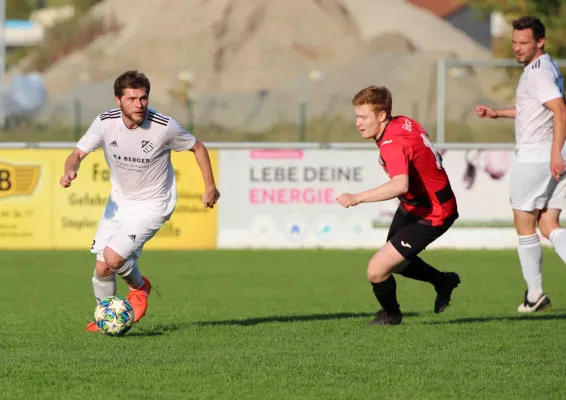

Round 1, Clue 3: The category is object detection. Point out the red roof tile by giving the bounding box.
[407,0,465,18]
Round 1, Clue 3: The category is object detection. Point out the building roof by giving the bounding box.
[407,0,465,18]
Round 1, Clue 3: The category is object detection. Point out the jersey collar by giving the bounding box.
[524,53,549,70]
[375,118,393,144]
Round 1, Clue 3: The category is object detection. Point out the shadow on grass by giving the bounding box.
[194,312,422,326]
[127,330,170,337]
[126,311,421,336]
[424,312,566,325]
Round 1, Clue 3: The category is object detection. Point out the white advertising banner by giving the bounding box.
[218,148,528,249]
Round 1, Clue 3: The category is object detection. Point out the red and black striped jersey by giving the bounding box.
[376,116,458,226]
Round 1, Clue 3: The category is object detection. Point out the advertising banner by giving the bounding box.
[0,149,218,250]
[0,150,52,249]
[218,148,521,249]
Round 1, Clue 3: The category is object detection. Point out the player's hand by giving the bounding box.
[476,105,498,119]
[202,187,220,208]
[59,171,77,188]
[550,151,564,182]
[336,193,360,208]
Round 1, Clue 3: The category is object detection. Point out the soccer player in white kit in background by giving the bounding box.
[59,70,220,332]
[476,16,566,312]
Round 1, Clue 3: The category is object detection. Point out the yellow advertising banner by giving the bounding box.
[0,150,52,249]
[0,149,218,250]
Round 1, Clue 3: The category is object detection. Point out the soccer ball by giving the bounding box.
[94,296,134,336]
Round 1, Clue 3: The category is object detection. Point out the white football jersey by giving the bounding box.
[76,108,196,217]
[515,53,565,161]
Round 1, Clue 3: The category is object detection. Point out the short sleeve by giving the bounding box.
[76,116,104,153]
[380,141,409,177]
[529,69,563,105]
[165,118,196,151]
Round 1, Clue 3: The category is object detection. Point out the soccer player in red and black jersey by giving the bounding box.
[336,86,461,326]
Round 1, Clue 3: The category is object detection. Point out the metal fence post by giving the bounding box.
[436,58,446,144]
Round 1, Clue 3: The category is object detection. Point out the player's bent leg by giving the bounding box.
[513,208,549,312]
[432,270,461,314]
[401,257,461,314]
[540,208,566,266]
[397,256,460,313]
[103,247,143,289]
[103,246,151,323]
[122,259,151,323]
[366,242,407,326]
[390,221,461,313]
[103,213,165,323]
[367,242,408,283]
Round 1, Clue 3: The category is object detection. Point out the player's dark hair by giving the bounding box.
[114,70,151,98]
[352,86,392,118]
[512,16,545,42]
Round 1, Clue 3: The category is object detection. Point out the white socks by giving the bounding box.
[550,228,566,264]
[92,257,143,305]
[92,272,116,304]
[517,234,543,303]
[116,258,144,290]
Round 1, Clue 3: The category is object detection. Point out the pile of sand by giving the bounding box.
[42,0,364,100]
[33,0,511,132]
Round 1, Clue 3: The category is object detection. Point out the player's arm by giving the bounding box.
[337,143,409,208]
[166,118,220,208]
[494,108,517,118]
[351,175,409,205]
[546,97,566,179]
[60,116,103,188]
[476,105,516,119]
[60,148,88,188]
[190,140,220,208]
[64,148,88,173]
[531,69,566,180]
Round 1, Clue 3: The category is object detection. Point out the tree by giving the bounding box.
[467,0,566,58]
[6,0,34,19]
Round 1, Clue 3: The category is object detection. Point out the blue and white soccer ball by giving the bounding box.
[94,296,134,336]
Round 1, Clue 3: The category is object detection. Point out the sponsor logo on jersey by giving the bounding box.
[113,155,150,163]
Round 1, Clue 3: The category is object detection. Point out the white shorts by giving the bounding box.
[91,200,168,260]
[510,161,566,211]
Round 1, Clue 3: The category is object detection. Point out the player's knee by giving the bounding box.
[538,223,551,239]
[95,261,113,278]
[102,247,127,271]
[538,218,559,239]
[367,264,388,283]
[513,210,538,235]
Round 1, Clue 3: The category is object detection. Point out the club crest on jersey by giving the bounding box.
[141,140,154,154]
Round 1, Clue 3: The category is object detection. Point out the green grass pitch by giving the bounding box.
[1,249,566,399]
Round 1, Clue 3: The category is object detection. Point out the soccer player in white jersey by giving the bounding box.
[59,70,220,332]
[476,16,566,312]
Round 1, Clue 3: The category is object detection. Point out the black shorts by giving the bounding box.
[387,206,457,259]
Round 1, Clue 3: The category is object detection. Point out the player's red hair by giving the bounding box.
[352,86,392,118]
